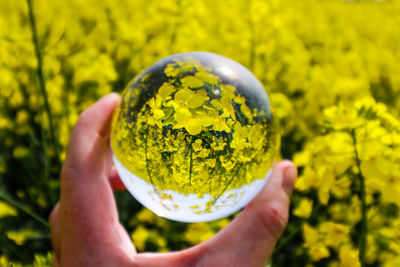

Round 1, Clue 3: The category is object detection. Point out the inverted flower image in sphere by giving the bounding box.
[111,52,279,222]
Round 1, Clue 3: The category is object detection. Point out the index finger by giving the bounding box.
[58,93,133,255]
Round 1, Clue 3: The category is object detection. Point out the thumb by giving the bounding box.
[195,160,297,267]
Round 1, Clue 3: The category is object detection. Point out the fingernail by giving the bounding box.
[282,165,297,197]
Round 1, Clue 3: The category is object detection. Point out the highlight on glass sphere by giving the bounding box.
[111,52,279,222]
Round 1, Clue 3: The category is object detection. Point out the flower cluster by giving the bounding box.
[111,54,277,213]
[293,98,400,266]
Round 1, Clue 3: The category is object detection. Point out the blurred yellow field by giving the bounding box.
[0,0,399,266]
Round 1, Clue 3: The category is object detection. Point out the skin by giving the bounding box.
[49,93,297,267]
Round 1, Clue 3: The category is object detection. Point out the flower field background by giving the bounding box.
[1,0,399,266]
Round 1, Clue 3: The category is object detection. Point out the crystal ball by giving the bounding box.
[111,52,279,222]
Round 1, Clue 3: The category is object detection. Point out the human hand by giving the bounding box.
[49,93,297,267]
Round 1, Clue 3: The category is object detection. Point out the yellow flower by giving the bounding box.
[13,146,30,159]
[338,246,361,267]
[7,229,38,246]
[302,224,330,262]
[323,103,363,130]
[190,93,209,109]
[174,106,192,125]
[0,201,17,219]
[180,75,204,88]
[175,88,209,109]
[158,82,175,99]
[184,118,203,135]
[309,246,331,262]
[16,110,29,124]
[195,71,219,84]
[213,118,231,132]
[175,88,193,103]
[153,108,165,120]
[192,139,203,152]
[319,222,349,248]
[293,198,313,218]
[131,226,150,251]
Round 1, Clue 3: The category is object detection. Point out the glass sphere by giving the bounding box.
[111,52,279,222]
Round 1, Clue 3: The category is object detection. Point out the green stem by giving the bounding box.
[213,163,243,204]
[41,125,50,180]
[273,202,321,256]
[273,224,302,255]
[351,129,367,267]
[27,0,59,161]
[0,191,49,228]
[248,0,256,71]
[188,139,194,186]
[144,125,155,187]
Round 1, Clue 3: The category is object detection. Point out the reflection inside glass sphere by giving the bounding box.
[111,52,279,222]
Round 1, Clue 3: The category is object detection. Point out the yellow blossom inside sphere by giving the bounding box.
[111,52,279,222]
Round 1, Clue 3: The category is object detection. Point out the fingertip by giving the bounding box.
[72,93,121,141]
[282,163,297,197]
[107,92,121,98]
[244,160,296,215]
[274,159,294,173]
[104,92,121,106]
[253,160,294,198]
[98,93,121,137]
[101,91,121,102]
